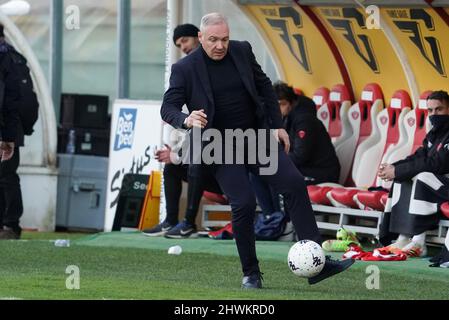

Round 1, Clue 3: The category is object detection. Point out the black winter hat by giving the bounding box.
[173,24,199,44]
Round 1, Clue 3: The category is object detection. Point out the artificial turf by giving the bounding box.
[0,232,448,300]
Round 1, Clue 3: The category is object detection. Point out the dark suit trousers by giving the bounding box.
[0,147,23,233]
[214,149,322,276]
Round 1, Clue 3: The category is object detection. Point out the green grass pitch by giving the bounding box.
[0,232,448,300]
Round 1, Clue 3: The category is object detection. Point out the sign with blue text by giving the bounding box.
[105,100,162,232]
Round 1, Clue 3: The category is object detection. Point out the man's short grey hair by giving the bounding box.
[200,13,229,33]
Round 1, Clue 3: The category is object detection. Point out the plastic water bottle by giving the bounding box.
[66,129,76,154]
[54,239,71,247]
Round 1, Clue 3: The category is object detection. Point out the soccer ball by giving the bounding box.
[287,240,326,278]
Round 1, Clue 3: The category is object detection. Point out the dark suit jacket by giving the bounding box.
[161,40,283,131]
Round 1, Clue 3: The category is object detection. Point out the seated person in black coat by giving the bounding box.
[275,81,340,185]
[378,90,449,262]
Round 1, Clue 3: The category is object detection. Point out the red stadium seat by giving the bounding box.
[328,188,360,208]
[307,84,384,205]
[312,87,330,109]
[340,83,384,185]
[353,89,412,187]
[329,90,412,209]
[355,190,389,211]
[203,192,228,205]
[356,91,430,210]
[410,91,432,153]
[441,202,449,219]
[307,185,333,206]
[317,84,352,144]
[375,90,431,188]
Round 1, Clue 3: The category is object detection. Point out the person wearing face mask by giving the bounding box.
[378,90,449,261]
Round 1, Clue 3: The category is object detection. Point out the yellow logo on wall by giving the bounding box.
[321,7,379,73]
[262,6,312,74]
[245,4,344,96]
[387,8,446,78]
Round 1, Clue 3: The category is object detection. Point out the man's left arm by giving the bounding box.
[161,63,189,129]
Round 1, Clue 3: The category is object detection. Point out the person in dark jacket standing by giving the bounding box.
[379,90,449,260]
[0,25,23,240]
[161,13,354,289]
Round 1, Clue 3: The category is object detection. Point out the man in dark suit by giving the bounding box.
[161,13,354,289]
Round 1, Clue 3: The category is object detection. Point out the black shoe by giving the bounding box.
[429,246,449,267]
[242,272,263,289]
[0,227,21,240]
[142,221,175,237]
[308,256,355,285]
[165,221,198,239]
[429,252,442,264]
